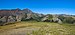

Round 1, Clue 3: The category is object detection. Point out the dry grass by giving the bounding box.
[0,21,75,35]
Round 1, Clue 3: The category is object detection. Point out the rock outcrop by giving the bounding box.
[41,15,48,22]
[8,16,15,23]
[0,16,7,25]
[52,15,62,23]
[0,8,75,25]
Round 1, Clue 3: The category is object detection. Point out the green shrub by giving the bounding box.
[47,14,53,20]
[63,17,75,24]
[58,16,75,24]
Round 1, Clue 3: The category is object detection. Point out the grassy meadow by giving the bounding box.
[0,21,75,35]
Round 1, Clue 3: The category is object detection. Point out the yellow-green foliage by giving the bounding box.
[0,21,75,35]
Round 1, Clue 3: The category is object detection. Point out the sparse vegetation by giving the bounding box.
[0,21,75,35]
[0,8,75,35]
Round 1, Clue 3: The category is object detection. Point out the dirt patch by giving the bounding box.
[0,27,40,35]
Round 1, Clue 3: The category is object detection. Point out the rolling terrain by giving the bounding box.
[0,21,75,35]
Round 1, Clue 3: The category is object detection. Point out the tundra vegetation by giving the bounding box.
[0,8,75,35]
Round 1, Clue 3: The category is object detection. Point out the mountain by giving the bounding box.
[0,8,44,25]
[0,8,75,26]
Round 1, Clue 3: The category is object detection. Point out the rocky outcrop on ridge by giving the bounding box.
[0,8,75,25]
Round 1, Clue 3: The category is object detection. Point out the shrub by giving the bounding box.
[47,14,53,20]
[58,15,75,24]
[63,17,75,24]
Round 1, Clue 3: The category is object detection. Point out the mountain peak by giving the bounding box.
[23,8,33,13]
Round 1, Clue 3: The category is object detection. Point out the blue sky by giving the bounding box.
[0,0,75,15]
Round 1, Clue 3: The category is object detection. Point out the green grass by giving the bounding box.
[0,21,75,35]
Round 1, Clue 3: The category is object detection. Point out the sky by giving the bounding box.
[0,0,75,15]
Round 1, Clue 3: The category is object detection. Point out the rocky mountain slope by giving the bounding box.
[0,8,75,25]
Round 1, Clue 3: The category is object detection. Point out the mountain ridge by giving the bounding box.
[0,8,75,26]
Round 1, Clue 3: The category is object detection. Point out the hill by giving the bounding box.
[0,8,75,35]
[0,8,75,25]
[0,21,75,35]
